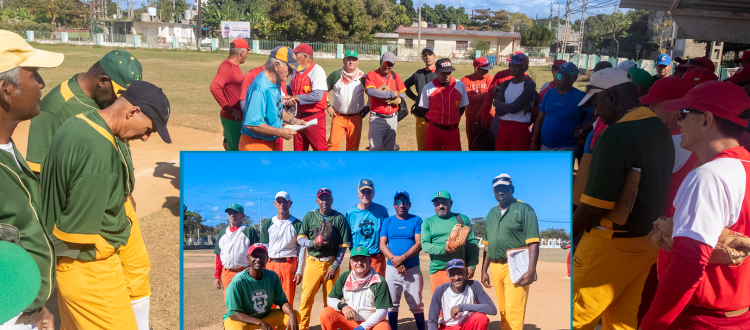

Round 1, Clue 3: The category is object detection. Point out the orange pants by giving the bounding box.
[327,113,362,151]
[221,267,247,298]
[349,254,386,277]
[430,270,451,293]
[239,134,279,151]
[320,306,391,330]
[267,258,298,307]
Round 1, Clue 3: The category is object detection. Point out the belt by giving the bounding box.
[226,266,247,272]
[270,257,296,263]
[337,112,359,117]
[426,118,458,130]
[308,255,333,262]
[370,253,383,258]
[686,305,750,318]
[489,258,508,264]
[373,112,397,118]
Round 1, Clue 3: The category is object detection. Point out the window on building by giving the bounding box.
[427,39,435,48]
[406,39,413,49]
[456,40,468,51]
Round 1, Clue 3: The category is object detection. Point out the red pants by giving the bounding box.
[637,263,659,328]
[425,123,461,151]
[430,270,451,293]
[567,251,571,277]
[320,306,391,330]
[667,306,750,330]
[349,254,386,277]
[495,120,531,151]
[266,258,298,308]
[439,312,490,330]
[294,111,327,151]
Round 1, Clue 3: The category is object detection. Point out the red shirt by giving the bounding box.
[210,59,244,121]
[539,80,555,101]
[365,70,406,115]
[291,63,327,114]
[461,73,493,122]
[421,78,470,126]
[240,66,265,101]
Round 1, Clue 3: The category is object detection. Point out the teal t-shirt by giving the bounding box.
[242,72,283,141]
[223,269,288,321]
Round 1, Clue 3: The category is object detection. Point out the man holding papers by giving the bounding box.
[480,174,540,330]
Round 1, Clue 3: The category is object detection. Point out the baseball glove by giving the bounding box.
[647,216,674,252]
[648,216,750,265]
[312,220,334,251]
[377,85,401,105]
[0,223,21,246]
[448,224,471,247]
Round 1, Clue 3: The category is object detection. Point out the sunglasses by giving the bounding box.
[555,73,564,80]
[678,108,704,121]
[394,200,409,206]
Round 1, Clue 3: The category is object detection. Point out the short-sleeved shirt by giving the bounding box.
[260,216,302,258]
[242,72,284,141]
[26,74,134,177]
[581,107,674,237]
[298,209,351,257]
[215,225,260,269]
[365,70,406,115]
[380,214,422,268]
[240,66,265,101]
[539,88,590,149]
[482,200,540,260]
[290,63,328,114]
[329,271,392,321]
[421,213,479,273]
[223,269,288,321]
[346,203,389,254]
[41,111,133,261]
[419,78,470,126]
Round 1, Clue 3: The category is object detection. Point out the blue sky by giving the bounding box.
[182,152,572,231]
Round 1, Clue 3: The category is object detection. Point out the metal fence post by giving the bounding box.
[211,38,218,51]
[337,44,343,59]
[96,33,103,45]
[381,45,387,56]
[475,50,481,59]
[252,40,259,54]
[26,31,34,42]
[293,42,300,49]
[61,32,68,43]
[134,35,141,48]
[172,37,178,50]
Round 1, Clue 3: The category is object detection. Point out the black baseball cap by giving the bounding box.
[121,80,172,143]
[436,58,455,72]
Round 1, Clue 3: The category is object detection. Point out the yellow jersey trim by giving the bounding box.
[75,114,115,147]
[27,161,41,173]
[297,235,308,240]
[338,243,349,248]
[60,80,75,101]
[580,194,616,210]
[525,238,541,244]
[53,225,100,244]
[617,107,656,124]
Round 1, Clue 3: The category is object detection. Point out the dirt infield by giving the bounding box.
[184,249,570,330]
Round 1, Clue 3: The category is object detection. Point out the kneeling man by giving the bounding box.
[224,243,301,330]
[428,259,497,330]
[321,246,392,330]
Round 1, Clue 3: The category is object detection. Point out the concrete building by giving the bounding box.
[394,26,521,58]
[132,21,197,45]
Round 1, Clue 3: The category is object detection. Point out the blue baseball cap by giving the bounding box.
[446,259,466,270]
[394,190,410,202]
[657,54,671,66]
[552,62,578,80]
[509,53,529,66]
[358,179,374,191]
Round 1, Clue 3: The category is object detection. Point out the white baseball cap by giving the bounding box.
[578,68,632,107]
[275,191,291,201]
[617,60,636,72]
[492,173,513,188]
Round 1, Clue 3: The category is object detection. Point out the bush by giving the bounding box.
[0,21,54,32]
[467,38,490,59]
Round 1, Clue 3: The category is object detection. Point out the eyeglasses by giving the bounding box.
[678,108,704,121]
[394,200,409,206]
[555,73,564,80]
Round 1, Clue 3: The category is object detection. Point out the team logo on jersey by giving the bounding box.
[252,289,269,313]
[134,75,142,81]
[360,219,375,239]
[573,256,582,268]
[455,100,460,108]
[304,86,311,93]
[441,62,452,68]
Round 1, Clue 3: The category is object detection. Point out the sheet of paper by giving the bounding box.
[285,118,317,131]
[508,248,537,284]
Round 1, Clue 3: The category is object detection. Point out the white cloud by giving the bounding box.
[212,206,219,211]
[509,5,519,12]
[245,201,255,207]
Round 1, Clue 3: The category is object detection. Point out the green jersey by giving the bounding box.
[329,270,392,320]
[298,210,350,258]
[421,212,479,274]
[482,200,540,260]
[26,74,134,182]
[0,141,55,311]
[224,269,288,321]
[41,111,133,261]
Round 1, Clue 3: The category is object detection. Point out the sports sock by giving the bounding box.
[388,311,399,330]
[132,296,150,330]
[414,312,426,330]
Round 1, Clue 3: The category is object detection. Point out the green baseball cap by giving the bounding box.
[344,50,359,59]
[350,246,370,257]
[100,50,143,95]
[627,67,653,89]
[0,241,41,324]
[225,203,244,214]
[432,190,452,202]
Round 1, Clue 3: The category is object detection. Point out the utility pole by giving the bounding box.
[417,0,422,53]
[562,0,571,54]
[549,2,553,30]
[578,0,587,55]
[556,4,561,52]
[197,0,202,49]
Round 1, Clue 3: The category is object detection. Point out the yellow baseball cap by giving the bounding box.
[0,30,64,73]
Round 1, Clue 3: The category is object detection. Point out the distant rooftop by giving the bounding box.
[374,33,398,39]
[395,27,520,38]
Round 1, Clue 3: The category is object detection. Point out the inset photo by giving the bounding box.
[181,152,572,330]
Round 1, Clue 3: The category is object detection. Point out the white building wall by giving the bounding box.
[398,34,516,58]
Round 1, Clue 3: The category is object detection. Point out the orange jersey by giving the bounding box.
[365,70,406,115]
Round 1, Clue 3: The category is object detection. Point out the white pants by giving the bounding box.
[385,264,424,313]
[0,314,34,330]
[368,114,397,151]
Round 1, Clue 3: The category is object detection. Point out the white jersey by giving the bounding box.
[266,216,300,258]
[332,74,366,115]
[218,226,254,269]
[440,284,476,326]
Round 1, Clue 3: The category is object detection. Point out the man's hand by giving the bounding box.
[467,268,475,279]
[481,271,492,288]
[289,118,307,126]
[450,306,461,319]
[294,273,303,285]
[326,106,337,118]
[257,320,274,330]
[444,241,459,254]
[342,305,357,321]
[391,255,405,267]
[280,128,298,140]
[572,128,584,140]
[284,95,299,106]
[233,109,244,121]
[325,268,337,280]
[285,312,300,330]
[214,278,223,289]
[35,306,54,330]
[516,269,536,287]
[397,265,406,274]
[522,103,533,114]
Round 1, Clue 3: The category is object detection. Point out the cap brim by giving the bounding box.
[662,98,688,113]
[438,67,456,72]
[578,89,601,107]
[18,48,64,69]
[638,94,665,106]
[358,186,374,191]
[155,121,172,144]
[479,65,493,71]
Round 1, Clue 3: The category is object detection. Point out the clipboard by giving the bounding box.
[506,247,537,284]
[573,153,641,226]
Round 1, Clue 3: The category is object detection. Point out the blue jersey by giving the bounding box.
[345,203,389,254]
[380,214,422,269]
[540,88,591,149]
[242,72,284,141]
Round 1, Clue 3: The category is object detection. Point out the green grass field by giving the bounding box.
[30,43,587,151]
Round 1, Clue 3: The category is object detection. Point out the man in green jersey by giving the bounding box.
[223,243,300,330]
[296,188,352,330]
[41,81,171,330]
[0,29,63,330]
[421,190,479,293]
[479,174,540,330]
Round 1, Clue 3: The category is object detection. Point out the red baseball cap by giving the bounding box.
[247,243,268,256]
[231,38,249,50]
[473,56,493,70]
[677,56,715,73]
[294,43,313,56]
[639,76,694,105]
[663,80,750,127]
[552,59,566,67]
[734,51,750,63]
[683,68,718,85]
[317,188,332,198]
[726,68,750,85]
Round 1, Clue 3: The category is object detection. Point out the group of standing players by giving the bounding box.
[213,175,542,330]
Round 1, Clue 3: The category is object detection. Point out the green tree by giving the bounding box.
[470,217,486,239]
[466,37,490,59]
[588,10,633,57]
[183,206,205,236]
[400,0,416,20]
[521,25,555,47]
[468,8,508,31]
[539,228,570,240]
[507,12,532,32]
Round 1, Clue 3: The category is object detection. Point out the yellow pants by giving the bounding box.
[121,198,152,301]
[416,116,427,151]
[299,258,339,330]
[223,309,301,330]
[57,254,137,330]
[572,229,658,330]
[489,262,530,330]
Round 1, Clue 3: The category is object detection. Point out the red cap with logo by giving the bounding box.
[294,43,314,56]
[317,188,332,198]
[473,56,493,70]
[639,76,694,106]
[683,68,718,85]
[232,38,249,50]
[677,56,716,73]
[247,243,268,256]
[663,80,750,127]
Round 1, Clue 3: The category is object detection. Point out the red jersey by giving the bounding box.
[365,70,406,115]
[240,66,265,101]
[210,59,244,121]
[539,80,555,101]
[291,63,327,114]
[420,78,470,126]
